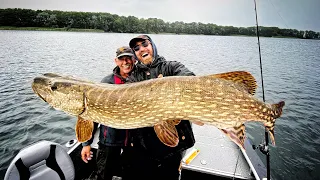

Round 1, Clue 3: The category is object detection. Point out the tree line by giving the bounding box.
[1,8,319,39]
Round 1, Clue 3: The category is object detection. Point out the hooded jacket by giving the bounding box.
[126,36,196,161]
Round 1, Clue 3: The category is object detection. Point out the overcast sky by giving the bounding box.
[1,0,319,32]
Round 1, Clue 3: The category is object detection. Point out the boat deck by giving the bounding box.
[182,124,253,179]
[66,124,266,180]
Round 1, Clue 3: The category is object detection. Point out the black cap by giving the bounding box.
[129,35,150,48]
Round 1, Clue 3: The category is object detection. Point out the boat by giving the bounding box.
[4,123,269,180]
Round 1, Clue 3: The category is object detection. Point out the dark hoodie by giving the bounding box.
[129,35,195,80]
[126,35,196,161]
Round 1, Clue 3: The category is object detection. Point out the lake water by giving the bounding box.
[0,30,319,180]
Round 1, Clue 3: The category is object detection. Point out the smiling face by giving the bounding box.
[133,40,154,65]
[115,55,135,78]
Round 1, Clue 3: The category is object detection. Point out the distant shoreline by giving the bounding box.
[1,8,319,40]
[0,26,104,33]
[0,26,304,40]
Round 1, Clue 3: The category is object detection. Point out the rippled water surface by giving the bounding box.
[0,30,319,180]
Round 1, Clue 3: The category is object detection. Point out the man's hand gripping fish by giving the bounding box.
[32,71,285,150]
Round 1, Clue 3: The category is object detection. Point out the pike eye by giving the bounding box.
[51,86,58,91]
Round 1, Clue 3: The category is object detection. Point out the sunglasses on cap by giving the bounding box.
[133,41,149,52]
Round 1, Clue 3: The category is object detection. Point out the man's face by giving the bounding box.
[115,56,135,77]
[133,40,153,65]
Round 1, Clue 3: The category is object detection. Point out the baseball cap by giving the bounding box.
[116,46,134,58]
[129,35,150,48]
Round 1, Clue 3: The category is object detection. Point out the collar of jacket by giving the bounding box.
[112,66,128,82]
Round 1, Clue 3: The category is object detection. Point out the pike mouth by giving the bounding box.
[32,86,48,103]
[32,76,52,103]
[37,92,47,103]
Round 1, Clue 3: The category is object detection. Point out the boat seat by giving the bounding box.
[4,140,75,180]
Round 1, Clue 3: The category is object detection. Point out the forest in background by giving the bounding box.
[1,8,319,39]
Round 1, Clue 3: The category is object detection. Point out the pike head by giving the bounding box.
[32,73,88,116]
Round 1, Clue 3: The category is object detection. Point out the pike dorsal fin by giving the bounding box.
[154,121,179,147]
[75,116,94,142]
[209,71,257,95]
[220,122,246,150]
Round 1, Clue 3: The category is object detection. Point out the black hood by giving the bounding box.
[131,35,159,68]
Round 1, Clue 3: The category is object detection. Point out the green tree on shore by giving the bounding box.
[0,8,319,39]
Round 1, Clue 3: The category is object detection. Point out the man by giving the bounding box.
[121,35,196,180]
[81,46,135,180]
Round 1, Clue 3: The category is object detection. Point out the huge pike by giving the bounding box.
[31,71,285,150]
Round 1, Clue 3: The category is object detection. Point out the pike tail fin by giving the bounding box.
[221,123,246,150]
[265,101,285,145]
[271,101,285,119]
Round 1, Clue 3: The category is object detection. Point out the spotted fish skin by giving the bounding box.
[32,72,285,149]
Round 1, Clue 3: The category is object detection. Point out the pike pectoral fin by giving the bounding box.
[192,121,204,126]
[154,121,179,147]
[168,119,181,125]
[75,116,94,142]
[221,123,246,150]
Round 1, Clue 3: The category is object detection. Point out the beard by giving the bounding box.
[140,56,153,65]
